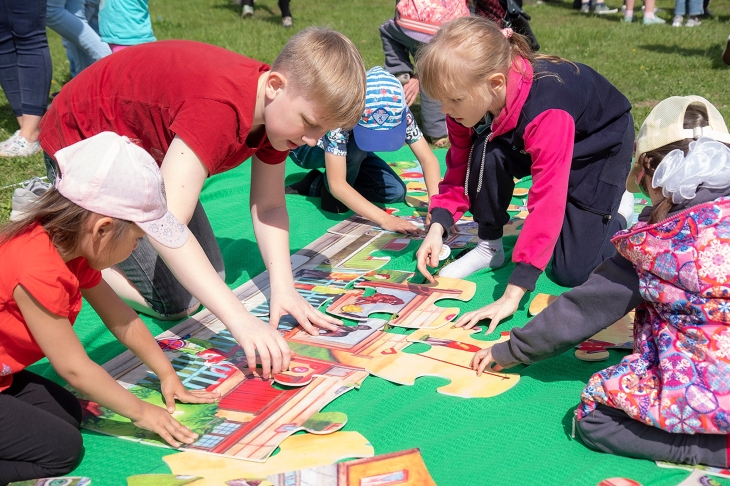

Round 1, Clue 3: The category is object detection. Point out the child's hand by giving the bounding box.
[269,287,342,336]
[381,215,424,235]
[470,347,504,376]
[160,374,220,413]
[454,284,525,333]
[416,225,443,283]
[133,402,199,448]
[403,77,420,106]
[228,318,292,379]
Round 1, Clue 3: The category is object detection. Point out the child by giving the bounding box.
[39,30,366,379]
[99,0,156,52]
[415,17,635,332]
[623,0,664,23]
[242,0,293,27]
[286,66,441,235]
[673,0,703,26]
[0,133,219,483]
[470,96,730,467]
[379,0,471,148]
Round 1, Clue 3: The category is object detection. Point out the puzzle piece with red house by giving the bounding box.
[326,272,476,330]
[366,325,519,398]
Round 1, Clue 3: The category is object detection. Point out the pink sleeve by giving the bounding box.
[428,116,472,225]
[513,109,575,270]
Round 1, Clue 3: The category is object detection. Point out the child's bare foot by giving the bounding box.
[432,136,450,149]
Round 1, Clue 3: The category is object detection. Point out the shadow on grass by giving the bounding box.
[638,43,729,69]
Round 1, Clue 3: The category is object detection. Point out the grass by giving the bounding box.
[0,0,729,221]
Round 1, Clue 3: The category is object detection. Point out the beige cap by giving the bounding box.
[627,96,730,193]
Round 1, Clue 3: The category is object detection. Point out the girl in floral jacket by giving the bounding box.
[471,96,730,467]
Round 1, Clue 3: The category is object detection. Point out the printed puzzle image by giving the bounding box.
[164,431,374,486]
[366,325,519,398]
[266,448,437,486]
[77,321,367,462]
[9,479,91,486]
[326,271,476,330]
[386,160,429,209]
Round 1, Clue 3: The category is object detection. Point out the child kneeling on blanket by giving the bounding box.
[0,133,219,483]
[468,96,730,467]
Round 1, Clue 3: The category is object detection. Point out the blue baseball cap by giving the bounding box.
[352,67,408,152]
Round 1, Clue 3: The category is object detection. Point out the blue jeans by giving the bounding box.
[674,0,703,15]
[46,0,110,77]
[0,0,52,117]
[290,138,406,204]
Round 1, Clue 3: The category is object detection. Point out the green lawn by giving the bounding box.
[1,0,729,221]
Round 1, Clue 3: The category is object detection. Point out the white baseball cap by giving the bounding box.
[54,132,189,248]
[627,96,730,193]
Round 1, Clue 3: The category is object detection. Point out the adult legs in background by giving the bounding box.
[279,0,292,26]
[577,404,728,467]
[0,0,51,156]
[45,0,110,77]
[0,371,83,484]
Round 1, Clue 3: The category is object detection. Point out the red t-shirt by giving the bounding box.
[0,225,102,391]
[39,40,288,175]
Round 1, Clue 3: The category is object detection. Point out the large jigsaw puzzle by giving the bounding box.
[78,318,367,462]
[164,431,374,486]
[266,448,437,486]
[528,293,634,362]
[326,272,476,330]
[366,325,519,398]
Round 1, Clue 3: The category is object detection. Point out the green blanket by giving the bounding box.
[26,148,724,485]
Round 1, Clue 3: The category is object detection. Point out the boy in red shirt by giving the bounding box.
[39,29,367,379]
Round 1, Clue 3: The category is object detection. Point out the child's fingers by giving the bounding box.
[180,389,220,403]
[166,419,198,445]
[158,428,181,449]
[242,341,259,377]
[476,356,494,376]
[162,390,176,413]
[257,341,272,379]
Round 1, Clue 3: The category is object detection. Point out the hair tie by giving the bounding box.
[501,28,514,39]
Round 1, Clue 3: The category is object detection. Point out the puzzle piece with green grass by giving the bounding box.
[366,325,519,398]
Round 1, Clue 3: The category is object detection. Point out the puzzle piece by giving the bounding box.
[513,187,529,197]
[79,322,367,462]
[266,448,436,486]
[507,204,529,220]
[126,475,202,486]
[9,479,91,486]
[503,217,525,237]
[656,461,730,479]
[528,294,634,361]
[366,326,519,398]
[326,223,414,271]
[164,431,374,486]
[386,160,431,209]
[327,273,476,329]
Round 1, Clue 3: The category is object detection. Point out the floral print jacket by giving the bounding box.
[577,197,730,434]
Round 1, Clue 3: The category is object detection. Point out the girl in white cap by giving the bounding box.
[471,96,730,467]
[0,133,219,483]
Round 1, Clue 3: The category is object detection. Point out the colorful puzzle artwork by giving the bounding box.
[126,475,202,486]
[366,325,519,398]
[77,320,367,462]
[528,294,634,361]
[164,431,374,486]
[676,470,724,486]
[386,160,429,209]
[266,448,437,486]
[596,479,642,486]
[9,479,91,486]
[326,271,476,330]
[656,461,730,479]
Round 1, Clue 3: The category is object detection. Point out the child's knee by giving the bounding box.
[43,426,83,476]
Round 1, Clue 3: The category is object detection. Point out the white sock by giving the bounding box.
[439,238,505,279]
[617,190,635,225]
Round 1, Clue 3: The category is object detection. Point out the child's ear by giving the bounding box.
[487,72,507,93]
[265,71,287,100]
[91,216,115,240]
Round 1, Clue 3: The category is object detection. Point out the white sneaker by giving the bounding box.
[685,17,701,27]
[672,15,683,26]
[0,130,20,151]
[9,177,51,221]
[0,135,41,157]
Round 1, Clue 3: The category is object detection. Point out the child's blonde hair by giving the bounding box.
[272,27,366,130]
[0,188,135,259]
[417,16,536,102]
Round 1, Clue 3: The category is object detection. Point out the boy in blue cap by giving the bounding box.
[286,66,441,235]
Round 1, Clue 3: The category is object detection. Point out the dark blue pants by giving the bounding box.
[0,0,52,117]
[289,137,406,204]
[467,118,634,288]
